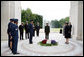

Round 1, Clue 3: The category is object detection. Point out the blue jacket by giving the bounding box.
[11,24,18,39]
[12,24,18,53]
[29,23,33,34]
[7,22,14,35]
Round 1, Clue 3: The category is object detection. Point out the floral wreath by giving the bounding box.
[38,39,58,46]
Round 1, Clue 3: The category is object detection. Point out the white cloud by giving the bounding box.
[21,1,70,21]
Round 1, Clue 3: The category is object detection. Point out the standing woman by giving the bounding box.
[68,22,72,38]
[64,23,70,44]
[7,19,14,49]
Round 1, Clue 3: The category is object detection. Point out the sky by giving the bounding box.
[21,1,70,21]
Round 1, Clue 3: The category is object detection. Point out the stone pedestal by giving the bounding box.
[1,1,21,41]
[70,1,83,41]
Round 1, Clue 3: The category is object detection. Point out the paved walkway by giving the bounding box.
[1,32,83,56]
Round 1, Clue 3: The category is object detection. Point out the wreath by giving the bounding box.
[38,39,58,46]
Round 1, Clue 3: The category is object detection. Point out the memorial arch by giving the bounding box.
[1,1,83,41]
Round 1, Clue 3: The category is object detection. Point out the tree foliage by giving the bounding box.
[51,17,69,28]
[21,8,43,28]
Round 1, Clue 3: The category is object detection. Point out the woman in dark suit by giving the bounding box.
[64,23,70,44]
[68,22,72,38]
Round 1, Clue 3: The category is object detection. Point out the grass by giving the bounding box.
[50,28,63,32]
[40,28,63,33]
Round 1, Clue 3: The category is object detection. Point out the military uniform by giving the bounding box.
[7,19,14,49]
[29,20,33,44]
[45,25,50,39]
[11,19,19,54]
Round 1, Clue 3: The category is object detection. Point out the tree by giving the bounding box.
[51,20,61,28]
[21,10,26,22]
[21,8,43,28]
[59,17,69,27]
[33,14,43,28]
[51,17,69,28]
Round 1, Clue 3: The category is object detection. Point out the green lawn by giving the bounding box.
[50,28,63,32]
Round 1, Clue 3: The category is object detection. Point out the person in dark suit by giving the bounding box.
[12,19,19,54]
[7,19,14,49]
[29,20,34,44]
[68,22,72,38]
[19,22,24,40]
[35,22,40,37]
[24,21,29,39]
[64,22,70,44]
[33,24,35,37]
[60,28,62,34]
[45,23,50,39]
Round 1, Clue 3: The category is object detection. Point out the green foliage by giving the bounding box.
[21,8,43,28]
[51,17,69,28]
[51,20,61,28]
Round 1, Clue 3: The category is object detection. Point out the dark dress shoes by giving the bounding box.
[13,53,20,55]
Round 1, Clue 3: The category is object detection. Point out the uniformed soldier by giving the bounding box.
[7,19,14,49]
[29,20,34,44]
[35,22,40,37]
[45,23,50,39]
[11,19,19,54]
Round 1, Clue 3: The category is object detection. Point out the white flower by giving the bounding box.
[47,40,51,44]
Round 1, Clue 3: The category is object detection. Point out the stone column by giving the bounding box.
[1,1,10,41]
[10,1,21,26]
[9,1,15,19]
[77,1,83,40]
[1,1,21,41]
[70,1,83,41]
[15,1,21,26]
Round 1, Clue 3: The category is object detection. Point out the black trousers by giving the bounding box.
[36,30,39,36]
[29,32,33,44]
[33,30,35,36]
[20,32,23,40]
